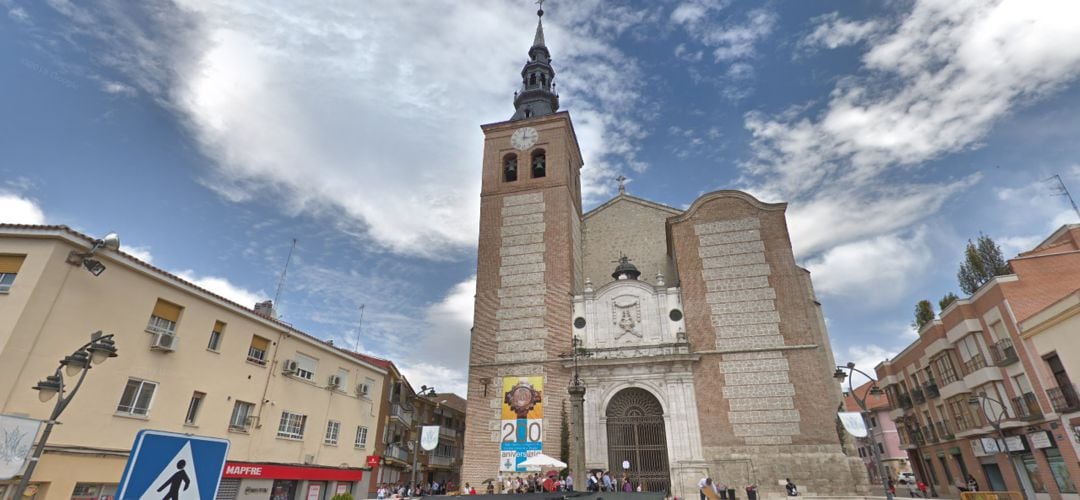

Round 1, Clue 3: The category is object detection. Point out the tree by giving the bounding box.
[957,234,1013,295]
[913,299,935,329]
[938,292,959,311]
[559,399,569,479]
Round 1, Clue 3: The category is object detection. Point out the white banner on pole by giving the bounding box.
[838,412,868,438]
[421,426,440,451]
[0,414,44,480]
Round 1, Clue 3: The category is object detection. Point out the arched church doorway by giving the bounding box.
[605,387,671,493]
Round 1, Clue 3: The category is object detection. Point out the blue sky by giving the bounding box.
[4,0,1080,394]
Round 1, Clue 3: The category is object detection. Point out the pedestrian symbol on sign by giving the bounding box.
[115,430,229,500]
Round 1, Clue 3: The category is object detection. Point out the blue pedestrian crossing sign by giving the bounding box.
[115,430,230,500]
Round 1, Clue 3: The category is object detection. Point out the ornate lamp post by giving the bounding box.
[969,391,1027,499]
[411,385,438,490]
[834,362,893,500]
[13,331,118,499]
[564,336,592,485]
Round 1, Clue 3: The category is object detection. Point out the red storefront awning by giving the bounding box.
[223,462,363,481]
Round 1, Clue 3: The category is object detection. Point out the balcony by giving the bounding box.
[924,381,940,399]
[1012,392,1042,420]
[922,425,939,444]
[390,403,413,426]
[429,455,454,467]
[1047,385,1080,413]
[935,421,954,441]
[386,443,410,462]
[990,339,1019,366]
[912,388,926,404]
[898,393,913,409]
[963,353,987,375]
[439,426,458,439]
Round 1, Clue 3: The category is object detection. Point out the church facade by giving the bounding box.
[461,8,868,498]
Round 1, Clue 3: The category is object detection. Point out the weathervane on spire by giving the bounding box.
[536,0,545,16]
[616,175,627,194]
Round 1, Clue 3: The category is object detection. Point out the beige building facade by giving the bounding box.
[0,224,386,500]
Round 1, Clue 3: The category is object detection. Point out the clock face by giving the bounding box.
[511,127,539,150]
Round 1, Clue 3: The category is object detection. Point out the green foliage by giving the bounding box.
[331,494,354,500]
[559,399,569,479]
[913,299,935,329]
[938,292,959,311]
[957,234,1013,295]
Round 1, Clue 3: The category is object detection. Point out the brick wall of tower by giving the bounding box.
[462,113,582,488]
[668,191,868,496]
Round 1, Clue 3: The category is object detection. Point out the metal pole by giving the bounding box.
[842,364,893,500]
[976,394,1028,500]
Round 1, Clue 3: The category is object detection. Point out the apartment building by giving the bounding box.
[876,224,1080,499]
[350,353,417,496]
[415,393,466,490]
[0,225,386,500]
[844,381,911,483]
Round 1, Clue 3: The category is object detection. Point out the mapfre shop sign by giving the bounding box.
[222,462,363,481]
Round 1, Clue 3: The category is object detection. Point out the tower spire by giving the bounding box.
[511,1,559,121]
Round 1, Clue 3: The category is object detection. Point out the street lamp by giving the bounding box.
[411,385,438,490]
[13,331,118,498]
[969,392,1027,499]
[834,362,893,500]
[65,232,120,276]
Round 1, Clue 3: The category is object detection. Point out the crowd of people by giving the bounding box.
[375,480,455,499]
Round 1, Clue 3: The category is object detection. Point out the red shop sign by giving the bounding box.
[222,462,363,481]
[366,455,381,468]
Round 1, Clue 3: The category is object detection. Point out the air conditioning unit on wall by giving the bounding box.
[282,359,298,374]
[328,375,342,388]
[150,332,178,352]
[357,383,370,397]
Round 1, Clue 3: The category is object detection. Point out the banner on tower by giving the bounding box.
[499,376,544,472]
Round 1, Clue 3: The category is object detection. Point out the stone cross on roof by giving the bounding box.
[616,175,627,194]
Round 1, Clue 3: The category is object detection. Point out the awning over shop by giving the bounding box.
[223,462,363,481]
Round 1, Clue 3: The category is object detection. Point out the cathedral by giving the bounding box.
[461,7,869,498]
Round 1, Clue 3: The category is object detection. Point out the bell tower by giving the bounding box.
[461,3,584,485]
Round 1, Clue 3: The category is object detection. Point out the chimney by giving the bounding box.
[254,300,276,319]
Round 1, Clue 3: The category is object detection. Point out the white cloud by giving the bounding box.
[100,80,136,96]
[0,192,45,224]
[840,344,896,376]
[800,12,882,50]
[123,245,154,263]
[43,0,652,259]
[672,5,776,63]
[174,269,266,308]
[8,6,30,24]
[806,228,931,305]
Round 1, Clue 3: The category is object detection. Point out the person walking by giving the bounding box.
[603,471,614,492]
[785,479,798,497]
[905,480,921,498]
[565,473,574,492]
[701,478,721,500]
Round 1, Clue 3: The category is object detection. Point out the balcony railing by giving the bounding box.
[963,353,987,375]
[922,425,939,443]
[912,388,926,404]
[1047,384,1080,413]
[924,381,940,399]
[386,443,410,462]
[429,455,454,467]
[390,404,413,425]
[898,393,913,410]
[990,339,1020,366]
[935,421,954,440]
[1011,392,1042,420]
[439,426,458,439]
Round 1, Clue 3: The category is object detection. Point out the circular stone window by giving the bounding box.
[573,317,587,329]
[669,309,684,322]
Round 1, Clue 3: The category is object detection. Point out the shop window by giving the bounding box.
[277,410,307,439]
[116,378,157,416]
[1045,448,1075,493]
[147,299,182,336]
[325,420,341,445]
[230,400,255,431]
[207,321,225,351]
[185,391,205,425]
[0,255,25,293]
[1020,452,1048,493]
[247,335,270,365]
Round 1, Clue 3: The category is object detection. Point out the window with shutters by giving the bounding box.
[229,400,255,431]
[147,299,182,336]
[294,353,317,381]
[116,378,157,416]
[247,335,270,365]
[277,411,307,439]
[185,391,205,425]
[0,255,25,293]
[208,321,225,352]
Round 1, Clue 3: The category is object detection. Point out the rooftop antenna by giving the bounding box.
[353,304,365,351]
[1047,174,1080,220]
[273,238,298,310]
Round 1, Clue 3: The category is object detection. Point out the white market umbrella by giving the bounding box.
[519,453,567,469]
